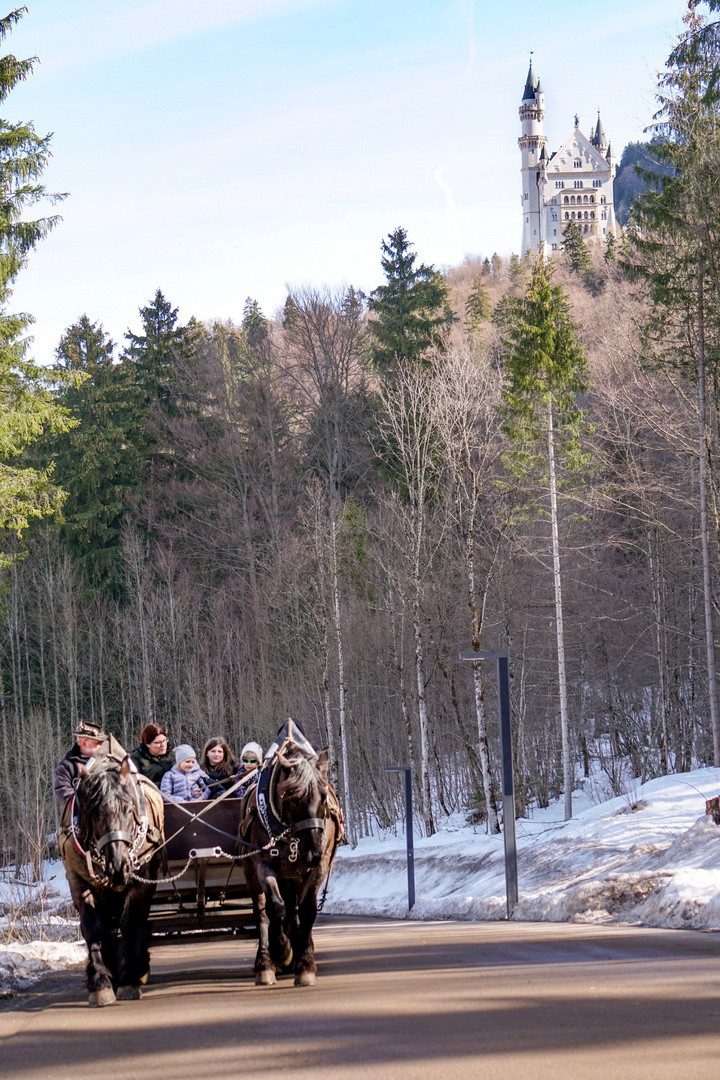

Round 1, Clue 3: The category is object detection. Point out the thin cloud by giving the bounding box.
[36,0,342,71]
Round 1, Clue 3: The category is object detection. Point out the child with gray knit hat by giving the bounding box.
[160,744,210,802]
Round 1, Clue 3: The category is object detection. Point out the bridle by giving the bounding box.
[255,740,328,850]
[68,757,150,883]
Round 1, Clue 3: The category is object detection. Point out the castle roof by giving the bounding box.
[547,128,612,174]
[523,59,537,101]
[591,112,608,149]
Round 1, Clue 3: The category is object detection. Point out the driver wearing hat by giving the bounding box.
[53,720,108,806]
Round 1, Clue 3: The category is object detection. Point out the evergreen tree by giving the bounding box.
[122,290,198,539]
[51,317,138,593]
[501,259,590,820]
[465,276,491,334]
[0,8,78,563]
[623,1,720,764]
[561,221,593,277]
[367,227,454,376]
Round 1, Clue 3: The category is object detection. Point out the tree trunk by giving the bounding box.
[696,266,720,764]
[547,402,573,820]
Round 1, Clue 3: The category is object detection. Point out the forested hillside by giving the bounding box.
[4,2,720,868]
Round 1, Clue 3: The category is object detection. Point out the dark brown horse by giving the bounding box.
[58,755,164,1007]
[241,730,342,987]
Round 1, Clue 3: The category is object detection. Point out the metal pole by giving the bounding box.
[460,650,518,917]
[497,654,518,915]
[385,766,415,911]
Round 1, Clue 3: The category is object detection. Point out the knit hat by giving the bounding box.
[73,720,106,742]
[174,744,197,765]
[240,741,263,763]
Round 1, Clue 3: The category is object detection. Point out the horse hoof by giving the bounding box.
[88,988,116,1008]
[117,985,142,1001]
[255,970,276,987]
[139,972,150,986]
[294,971,316,987]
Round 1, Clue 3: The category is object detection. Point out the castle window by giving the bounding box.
[593,179,602,188]
[600,195,606,203]
[574,159,581,168]
[603,228,606,234]
[551,213,557,221]
[583,195,588,203]
[555,180,565,189]
[601,212,607,219]
[590,195,595,203]
[574,180,582,188]
[564,212,569,219]
[564,196,569,204]
[570,195,575,204]
[553,229,557,235]
[590,211,595,219]
[551,243,557,251]
[571,211,575,219]
[524,192,528,200]
[584,211,588,219]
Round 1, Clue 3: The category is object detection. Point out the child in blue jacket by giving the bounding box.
[160,744,210,802]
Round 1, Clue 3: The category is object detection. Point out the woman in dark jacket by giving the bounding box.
[200,737,237,798]
[129,723,175,786]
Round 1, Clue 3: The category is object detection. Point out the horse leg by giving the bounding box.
[293,885,320,987]
[69,878,117,1007]
[266,875,293,971]
[117,883,154,1000]
[251,889,276,986]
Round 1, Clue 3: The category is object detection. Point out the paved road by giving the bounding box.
[2,916,720,1079]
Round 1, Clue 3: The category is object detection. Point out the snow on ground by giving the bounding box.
[0,859,80,997]
[324,767,720,929]
[4,768,720,994]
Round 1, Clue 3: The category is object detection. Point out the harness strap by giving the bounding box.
[95,830,135,850]
[292,817,325,832]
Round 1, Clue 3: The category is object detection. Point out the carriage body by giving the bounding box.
[148,797,255,936]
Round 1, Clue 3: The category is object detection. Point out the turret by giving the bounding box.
[591,111,608,154]
[519,59,548,254]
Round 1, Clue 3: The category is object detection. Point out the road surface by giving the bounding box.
[2,916,720,1079]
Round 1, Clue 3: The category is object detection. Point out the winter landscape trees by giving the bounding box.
[4,2,720,868]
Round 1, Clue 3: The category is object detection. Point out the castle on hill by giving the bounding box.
[519,60,618,256]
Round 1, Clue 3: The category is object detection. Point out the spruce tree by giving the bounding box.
[465,276,491,334]
[561,221,593,277]
[623,1,720,764]
[501,258,590,820]
[0,8,78,562]
[367,227,454,377]
[51,317,139,593]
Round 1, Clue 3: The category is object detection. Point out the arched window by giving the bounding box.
[570,195,575,204]
[564,196,569,204]
[564,212,569,219]
[590,211,594,219]
[583,195,588,203]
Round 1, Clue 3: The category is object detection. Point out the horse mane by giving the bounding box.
[79,761,135,823]
[278,753,325,802]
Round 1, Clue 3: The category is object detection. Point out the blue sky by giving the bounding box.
[7,0,685,362]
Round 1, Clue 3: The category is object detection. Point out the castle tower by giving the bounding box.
[518,60,548,255]
[520,65,618,256]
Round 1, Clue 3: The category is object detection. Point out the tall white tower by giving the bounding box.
[518,60,548,256]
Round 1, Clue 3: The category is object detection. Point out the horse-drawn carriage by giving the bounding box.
[148,797,256,935]
[58,721,343,1004]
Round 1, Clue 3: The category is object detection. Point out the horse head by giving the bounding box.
[273,746,330,868]
[75,757,144,889]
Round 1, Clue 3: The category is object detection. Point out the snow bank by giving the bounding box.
[325,768,720,928]
[0,941,85,996]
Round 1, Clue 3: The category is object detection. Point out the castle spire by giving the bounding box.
[523,57,537,101]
